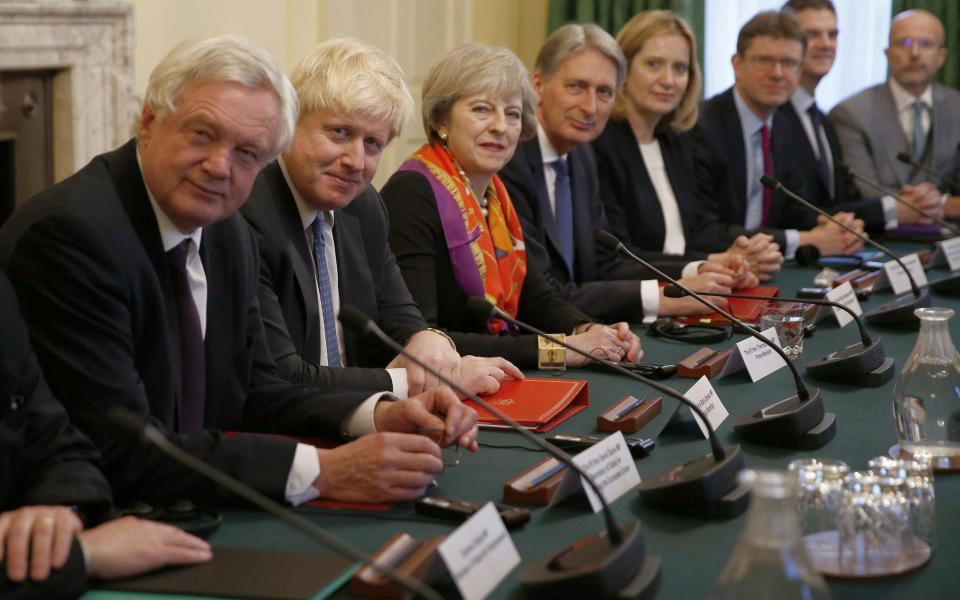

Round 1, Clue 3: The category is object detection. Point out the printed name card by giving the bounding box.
[936,237,960,271]
[682,376,729,439]
[882,253,928,295]
[719,327,786,381]
[438,502,520,600]
[571,431,642,513]
[824,281,863,327]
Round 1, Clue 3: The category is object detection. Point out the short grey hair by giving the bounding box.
[421,43,537,143]
[535,23,627,87]
[290,38,414,140]
[142,34,297,160]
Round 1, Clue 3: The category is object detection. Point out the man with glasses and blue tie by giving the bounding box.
[830,9,960,221]
[693,10,866,259]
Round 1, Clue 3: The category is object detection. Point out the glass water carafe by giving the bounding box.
[893,307,960,458]
[709,470,832,600]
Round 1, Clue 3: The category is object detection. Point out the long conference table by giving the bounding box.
[86,241,960,600]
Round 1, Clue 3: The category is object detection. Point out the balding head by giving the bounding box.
[885,9,947,96]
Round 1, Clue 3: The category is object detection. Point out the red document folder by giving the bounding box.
[674,286,779,326]
[466,378,589,432]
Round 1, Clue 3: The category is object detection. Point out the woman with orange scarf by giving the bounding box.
[382,43,642,369]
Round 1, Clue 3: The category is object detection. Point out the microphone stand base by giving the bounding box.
[864,289,931,328]
[808,356,896,387]
[637,445,747,518]
[520,520,661,600]
[804,337,889,385]
[733,389,836,449]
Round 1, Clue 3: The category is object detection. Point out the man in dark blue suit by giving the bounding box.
[693,10,865,259]
[243,38,521,399]
[502,24,744,323]
[0,35,476,507]
[778,0,942,233]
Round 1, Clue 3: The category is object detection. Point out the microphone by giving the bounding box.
[597,231,834,450]
[895,151,960,191]
[106,406,443,600]
[842,163,960,236]
[663,287,893,387]
[338,305,663,600]
[461,297,747,520]
[760,174,931,327]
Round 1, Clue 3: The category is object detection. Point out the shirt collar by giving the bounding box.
[733,87,773,136]
[278,155,335,231]
[889,78,934,112]
[136,147,203,253]
[791,86,816,115]
[537,121,566,165]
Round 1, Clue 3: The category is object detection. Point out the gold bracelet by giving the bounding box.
[538,334,566,370]
[425,327,457,351]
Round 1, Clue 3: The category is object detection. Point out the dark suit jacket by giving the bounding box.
[381,169,591,368]
[0,140,370,504]
[242,162,427,393]
[592,118,723,254]
[692,87,819,248]
[777,101,886,232]
[0,272,112,599]
[501,137,661,322]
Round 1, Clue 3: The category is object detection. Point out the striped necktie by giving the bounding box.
[310,213,342,367]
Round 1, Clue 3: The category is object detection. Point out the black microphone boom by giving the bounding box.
[760,174,931,327]
[664,287,893,387]
[597,231,834,450]
[843,163,960,236]
[338,305,662,600]
[106,406,444,600]
[895,151,960,191]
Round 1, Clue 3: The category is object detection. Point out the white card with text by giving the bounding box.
[736,327,786,382]
[939,237,960,272]
[438,502,520,600]
[824,281,863,328]
[882,253,928,295]
[683,375,729,439]
[571,431,642,513]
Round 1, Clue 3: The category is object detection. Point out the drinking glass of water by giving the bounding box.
[759,303,805,359]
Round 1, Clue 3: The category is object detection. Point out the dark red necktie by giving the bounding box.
[167,240,205,433]
[760,123,773,226]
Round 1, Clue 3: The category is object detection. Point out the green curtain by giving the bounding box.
[891,0,960,88]
[547,0,705,72]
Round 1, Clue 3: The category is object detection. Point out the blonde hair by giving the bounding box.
[142,34,297,159]
[613,10,701,132]
[290,38,414,140]
[421,43,537,143]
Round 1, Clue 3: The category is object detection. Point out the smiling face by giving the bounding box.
[442,93,523,183]
[793,8,838,91]
[282,109,392,211]
[732,35,803,118]
[138,80,280,233]
[534,47,618,155]
[624,33,691,124]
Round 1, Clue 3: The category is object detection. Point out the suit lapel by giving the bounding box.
[875,87,913,186]
[720,90,748,222]
[523,140,567,265]
[568,146,593,280]
[332,206,368,360]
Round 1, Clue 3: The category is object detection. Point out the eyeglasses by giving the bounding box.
[417,428,462,467]
[891,37,941,51]
[747,55,801,72]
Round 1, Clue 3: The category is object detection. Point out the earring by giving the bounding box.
[439,130,448,141]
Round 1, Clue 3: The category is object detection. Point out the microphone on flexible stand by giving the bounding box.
[895,151,960,191]
[461,297,748,521]
[338,305,663,600]
[663,287,893,387]
[760,174,931,327]
[597,231,834,450]
[106,406,444,600]
[842,163,960,236]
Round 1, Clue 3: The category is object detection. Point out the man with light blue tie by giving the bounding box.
[829,8,960,221]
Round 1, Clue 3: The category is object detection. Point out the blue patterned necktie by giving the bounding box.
[550,158,575,278]
[167,239,205,433]
[912,100,928,162]
[310,213,342,367]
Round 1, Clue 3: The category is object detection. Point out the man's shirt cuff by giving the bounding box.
[341,392,394,437]
[784,229,800,260]
[386,368,409,398]
[882,195,899,230]
[681,261,705,279]
[641,279,660,324]
[285,443,321,506]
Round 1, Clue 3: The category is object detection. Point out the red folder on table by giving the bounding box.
[674,286,779,326]
[466,378,589,432]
